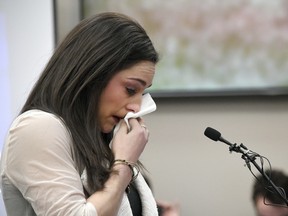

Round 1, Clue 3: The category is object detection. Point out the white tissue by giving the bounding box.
[114,93,156,133]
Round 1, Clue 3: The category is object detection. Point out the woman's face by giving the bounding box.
[98,61,155,133]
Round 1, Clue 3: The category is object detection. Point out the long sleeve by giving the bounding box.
[0,110,97,216]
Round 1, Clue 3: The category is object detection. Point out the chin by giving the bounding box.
[101,126,114,133]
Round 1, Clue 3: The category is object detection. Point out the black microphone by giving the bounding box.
[204,126,288,206]
[204,127,233,146]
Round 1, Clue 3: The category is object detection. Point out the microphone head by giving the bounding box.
[204,127,221,141]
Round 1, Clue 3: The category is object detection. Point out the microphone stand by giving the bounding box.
[227,142,288,206]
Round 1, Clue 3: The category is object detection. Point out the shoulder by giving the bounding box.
[8,110,72,153]
[12,110,68,137]
[13,109,65,128]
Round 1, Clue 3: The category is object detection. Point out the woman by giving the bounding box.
[0,12,159,215]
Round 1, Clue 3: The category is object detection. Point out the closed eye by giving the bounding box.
[126,87,136,96]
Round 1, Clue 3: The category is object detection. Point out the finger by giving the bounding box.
[136,117,148,130]
[137,119,150,139]
[145,129,150,140]
[139,122,148,132]
[117,119,128,133]
[128,118,149,135]
[128,118,141,129]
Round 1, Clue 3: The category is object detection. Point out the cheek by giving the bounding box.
[102,80,122,102]
[100,77,128,115]
[100,88,123,114]
[104,92,122,107]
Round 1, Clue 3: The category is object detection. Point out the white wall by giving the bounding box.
[1,1,288,216]
[0,0,54,215]
[143,97,288,216]
[0,0,54,118]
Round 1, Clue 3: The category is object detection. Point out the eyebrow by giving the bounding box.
[128,78,152,88]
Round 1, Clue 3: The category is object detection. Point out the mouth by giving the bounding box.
[112,116,121,124]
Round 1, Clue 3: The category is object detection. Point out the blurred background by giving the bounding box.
[1,0,288,215]
[56,0,288,96]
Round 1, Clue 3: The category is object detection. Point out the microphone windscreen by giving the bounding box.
[204,127,221,141]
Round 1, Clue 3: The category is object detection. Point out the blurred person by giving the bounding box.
[157,200,180,216]
[0,12,160,216]
[252,169,288,216]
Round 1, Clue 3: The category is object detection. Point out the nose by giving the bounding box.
[126,97,142,113]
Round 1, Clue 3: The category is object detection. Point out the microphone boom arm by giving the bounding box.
[225,141,288,206]
[204,127,288,206]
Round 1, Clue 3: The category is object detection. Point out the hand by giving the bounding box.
[111,118,149,162]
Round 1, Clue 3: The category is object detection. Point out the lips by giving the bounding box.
[112,116,121,125]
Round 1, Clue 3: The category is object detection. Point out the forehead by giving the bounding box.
[120,61,155,74]
[115,61,155,85]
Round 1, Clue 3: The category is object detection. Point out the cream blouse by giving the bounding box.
[0,110,158,216]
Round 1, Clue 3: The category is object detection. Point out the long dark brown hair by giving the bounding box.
[21,12,159,193]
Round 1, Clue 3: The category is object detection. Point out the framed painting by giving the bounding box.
[54,0,288,97]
